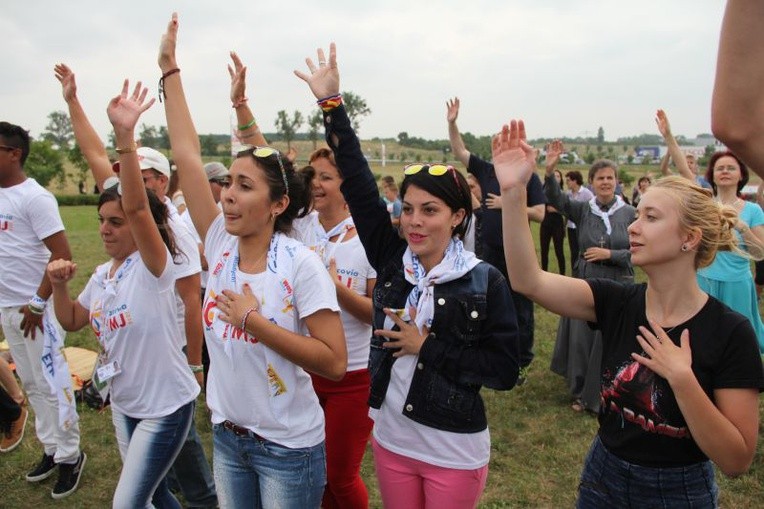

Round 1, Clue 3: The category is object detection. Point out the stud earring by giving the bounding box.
[681,244,688,252]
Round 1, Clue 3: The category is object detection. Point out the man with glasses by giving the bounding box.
[55,65,218,508]
[0,121,85,499]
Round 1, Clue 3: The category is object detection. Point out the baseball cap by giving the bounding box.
[204,162,229,181]
[112,146,171,177]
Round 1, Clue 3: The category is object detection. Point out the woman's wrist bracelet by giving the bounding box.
[240,307,258,332]
[158,68,180,103]
[232,97,249,109]
[188,364,204,373]
[317,93,342,112]
[116,142,137,154]
[238,117,257,131]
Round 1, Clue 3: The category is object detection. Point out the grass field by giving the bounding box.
[1,204,763,508]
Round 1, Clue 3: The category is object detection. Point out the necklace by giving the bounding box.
[645,294,700,334]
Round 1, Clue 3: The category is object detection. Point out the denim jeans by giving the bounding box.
[212,423,326,509]
[166,414,218,508]
[112,401,195,509]
[577,436,719,508]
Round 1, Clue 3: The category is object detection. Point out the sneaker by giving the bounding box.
[0,404,28,452]
[516,365,529,386]
[51,451,86,499]
[26,452,57,482]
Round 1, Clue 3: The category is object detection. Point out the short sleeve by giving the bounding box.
[292,249,340,319]
[745,202,764,228]
[203,213,229,266]
[28,193,65,241]
[77,270,101,311]
[712,317,764,390]
[526,173,546,207]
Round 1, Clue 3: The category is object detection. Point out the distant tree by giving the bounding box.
[42,111,73,150]
[618,168,634,187]
[25,139,64,187]
[622,144,628,153]
[397,131,410,145]
[157,126,170,150]
[274,110,304,150]
[307,110,323,150]
[627,154,634,164]
[641,155,652,165]
[596,126,605,144]
[139,123,159,147]
[584,152,596,164]
[200,135,219,156]
[343,91,371,133]
[704,144,716,158]
[107,129,117,149]
[68,143,91,188]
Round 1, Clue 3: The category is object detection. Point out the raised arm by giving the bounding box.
[107,80,166,277]
[495,121,595,321]
[54,64,116,191]
[158,13,219,242]
[229,51,268,146]
[46,259,89,332]
[655,109,693,181]
[711,0,764,178]
[446,98,471,167]
[659,152,671,177]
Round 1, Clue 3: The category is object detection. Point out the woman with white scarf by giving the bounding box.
[544,153,636,413]
[295,43,520,509]
[157,14,346,508]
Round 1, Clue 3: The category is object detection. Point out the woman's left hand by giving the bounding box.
[294,43,340,100]
[485,192,503,209]
[106,80,155,134]
[375,308,428,358]
[228,51,248,105]
[632,321,693,384]
[216,284,260,329]
[158,12,179,73]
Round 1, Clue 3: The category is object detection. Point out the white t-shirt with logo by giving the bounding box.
[78,251,200,418]
[203,214,340,448]
[0,179,65,306]
[292,214,375,371]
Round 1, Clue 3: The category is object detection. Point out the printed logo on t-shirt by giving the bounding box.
[90,300,133,342]
[336,267,359,291]
[601,361,689,439]
[211,251,230,277]
[0,213,14,231]
[203,289,261,346]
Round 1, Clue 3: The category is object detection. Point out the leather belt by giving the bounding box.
[222,420,263,440]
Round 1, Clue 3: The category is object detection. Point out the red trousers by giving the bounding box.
[311,369,373,509]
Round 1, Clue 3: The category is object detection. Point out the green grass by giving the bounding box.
[1,207,762,507]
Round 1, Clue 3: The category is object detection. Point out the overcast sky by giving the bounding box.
[2,1,724,144]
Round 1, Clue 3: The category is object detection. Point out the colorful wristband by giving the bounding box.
[317,94,342,112]
[238,117,257,131]
[188,364,204,373]
[240,307,257,332]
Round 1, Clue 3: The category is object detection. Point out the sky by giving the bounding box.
[1,1,725,144]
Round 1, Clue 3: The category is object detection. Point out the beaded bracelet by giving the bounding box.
[240,306,258,331]
[238,117,257,131]
[317,93,342,112]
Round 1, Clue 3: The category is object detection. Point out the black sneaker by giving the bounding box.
[51,452,86,499]
[26,453,57,482]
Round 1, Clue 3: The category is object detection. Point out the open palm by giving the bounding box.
[492,120,537,192]
[107,80,155,133]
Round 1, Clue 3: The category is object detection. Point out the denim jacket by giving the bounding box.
[324,104,520,433]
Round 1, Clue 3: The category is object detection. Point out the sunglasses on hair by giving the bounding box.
[236,145,289,194]
[403,163,462,190]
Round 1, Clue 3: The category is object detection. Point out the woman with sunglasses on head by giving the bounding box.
[495,120,763,507]
[47,81,199,508]
[158,14,346,508]
[296,44,520,509]
[291,148,376,509]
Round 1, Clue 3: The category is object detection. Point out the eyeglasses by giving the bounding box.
[142,175,159,185]
[713,165,738,173]
[236,145,289,194]
[403,163,462,190]
[0,145,18,152]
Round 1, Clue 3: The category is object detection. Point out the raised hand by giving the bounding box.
[655,109,672,138]
[492,120,537,192]
[54,64,77,103]
[545,139,564,172]
[158,12,179,73]
[228,51,248,105]
[294,43,339,100]
[106,80,155,134]
[446,97,460,123]
[47,259,78,286]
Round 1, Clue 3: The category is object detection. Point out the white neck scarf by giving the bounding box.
[588,195,625,235]
[387,238,480,334]
[41,311,78,430]
[311,215,354,266]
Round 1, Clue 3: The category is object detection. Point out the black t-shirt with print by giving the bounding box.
[588,278,764,467]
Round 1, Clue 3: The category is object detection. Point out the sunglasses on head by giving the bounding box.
[236,145,289,194]
[403,163,462,190]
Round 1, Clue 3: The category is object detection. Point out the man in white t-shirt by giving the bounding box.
[56,64,217,507]
[0,122,84,499]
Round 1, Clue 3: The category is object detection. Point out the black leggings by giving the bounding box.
[540,212,565,274]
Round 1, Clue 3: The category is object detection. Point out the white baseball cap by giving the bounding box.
[112,146,171,177]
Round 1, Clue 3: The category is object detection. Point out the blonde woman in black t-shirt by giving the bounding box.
[494,120,763,508]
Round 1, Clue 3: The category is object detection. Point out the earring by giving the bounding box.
[681,244,688,252]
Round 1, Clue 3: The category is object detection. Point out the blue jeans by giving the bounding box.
[112,401,195,509]
[577,436,719,508]
[212,422,326,509]
[166,414,218,508]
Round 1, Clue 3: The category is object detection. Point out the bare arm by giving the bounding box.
[659,152,671,176]
[229,51,268,146]
[159,13,220,242]
[527,203,545,223]
[175,273,204,385]
[711,0,764,179]
[633,325,760,477]
[54,64,116,191]
[494,121,596,322]
[446,98,471,167]
[46,260,90,332]
[330,257,374,325]
[0,357,24,404]
[655,109,693,181]
[107,81,167,277]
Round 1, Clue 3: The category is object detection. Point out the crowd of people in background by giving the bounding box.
[2,3,764,508]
